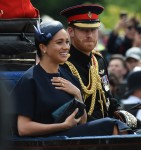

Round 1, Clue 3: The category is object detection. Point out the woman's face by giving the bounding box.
[45,29,70,64]
[68,27,98,56]
[125,23,136,40]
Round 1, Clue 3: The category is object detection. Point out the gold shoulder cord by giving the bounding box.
[65,54,107,117]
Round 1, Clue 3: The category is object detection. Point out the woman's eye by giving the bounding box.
[57,41,63,44]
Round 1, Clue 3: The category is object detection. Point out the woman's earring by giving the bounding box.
[44,51,46,54]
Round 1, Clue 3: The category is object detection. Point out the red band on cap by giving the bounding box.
[67,13,98,23]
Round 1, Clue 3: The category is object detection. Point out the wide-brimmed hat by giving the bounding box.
[60,4,104,28]
[125,70,141,96]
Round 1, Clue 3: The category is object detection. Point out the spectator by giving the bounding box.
[108,54,128,101]
[133,25,141,48]
[107,16,140,56]
[108,54,128,83]
[125,47,141,72]
[121,70,141,121]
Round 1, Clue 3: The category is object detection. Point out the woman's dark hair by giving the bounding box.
[128,16,140,28]
[35,39,49,59]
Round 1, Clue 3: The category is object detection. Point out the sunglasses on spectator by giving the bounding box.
[127,26,135,30]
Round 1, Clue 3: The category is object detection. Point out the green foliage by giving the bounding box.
[101,0,141,29]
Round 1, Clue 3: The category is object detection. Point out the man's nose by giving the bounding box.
[87,30,94,36]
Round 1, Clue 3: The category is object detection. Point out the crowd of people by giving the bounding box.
[105,12,141,105]
[101,11,141,129]
[1,1,141,139]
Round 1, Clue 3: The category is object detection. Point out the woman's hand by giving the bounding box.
[63,108,87,129]
[79,109,87,124]
[51,77,82,101]
[63,108,81,129]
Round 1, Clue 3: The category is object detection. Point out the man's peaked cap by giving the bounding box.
[60,4,104,28]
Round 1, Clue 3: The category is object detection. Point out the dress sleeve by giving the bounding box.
[13,75,35,119]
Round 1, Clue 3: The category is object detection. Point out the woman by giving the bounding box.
[12,20,133,137]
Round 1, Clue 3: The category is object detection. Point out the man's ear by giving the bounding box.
[67,27,74,38]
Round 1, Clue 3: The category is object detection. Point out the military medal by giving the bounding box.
[101,75,110,91]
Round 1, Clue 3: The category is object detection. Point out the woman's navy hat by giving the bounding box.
[125,70,141,96]
[60,4,104,28]
[34,20,64,43]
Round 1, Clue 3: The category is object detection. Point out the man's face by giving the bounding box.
[68,26,98,56]
[108,59,127,80]
[126,58,140,71]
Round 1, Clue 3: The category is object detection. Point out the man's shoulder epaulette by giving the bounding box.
[92,50,103,58]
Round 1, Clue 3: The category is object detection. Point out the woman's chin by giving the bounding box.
[59,59,68,65]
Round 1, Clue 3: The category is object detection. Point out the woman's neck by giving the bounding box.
[39,61,59,74]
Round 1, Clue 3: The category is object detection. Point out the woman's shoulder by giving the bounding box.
[19,64,41,82]
[59,65,81,86]
[59,65,76,78]
[22,66,35,79]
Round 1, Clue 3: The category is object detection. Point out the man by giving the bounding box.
[125,47,141,72]
[108,54,128,100]
[108,54,127,84]
[121,70,141,121]
[60,4,121,121]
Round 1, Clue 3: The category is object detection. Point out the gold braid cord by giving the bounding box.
[65,55,107,117]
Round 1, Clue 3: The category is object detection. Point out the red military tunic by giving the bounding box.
[0,0,39,18]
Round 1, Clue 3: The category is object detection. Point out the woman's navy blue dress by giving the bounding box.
[13,64,132,137]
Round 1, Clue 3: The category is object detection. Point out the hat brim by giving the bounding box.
[126,55,140,61]
[73,22,101,28]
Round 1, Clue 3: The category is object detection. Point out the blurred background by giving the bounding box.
[32,0,141,29]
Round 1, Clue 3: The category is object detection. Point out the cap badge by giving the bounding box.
[88,11,92,18]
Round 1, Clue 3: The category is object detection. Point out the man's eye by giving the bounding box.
[66,40,70,45]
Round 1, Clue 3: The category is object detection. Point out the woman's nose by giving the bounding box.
[63,43,70,50]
